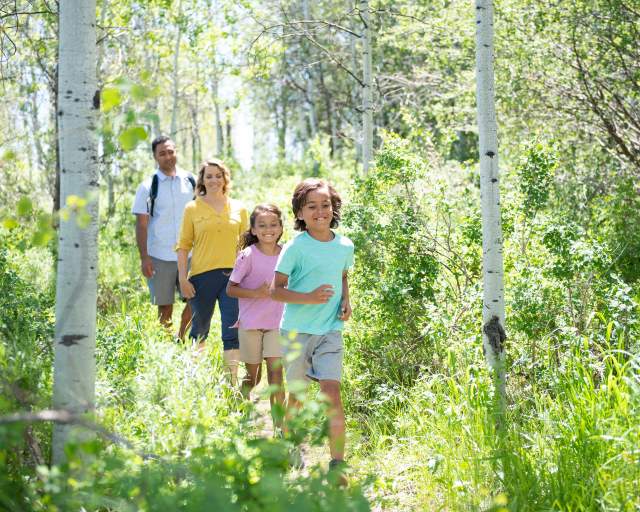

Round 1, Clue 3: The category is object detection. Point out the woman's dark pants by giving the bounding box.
[188,268,239,350]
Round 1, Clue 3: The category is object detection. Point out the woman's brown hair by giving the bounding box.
[196,158,231,196]
[291,178,342,231]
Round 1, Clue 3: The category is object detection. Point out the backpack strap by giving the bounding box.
[149,173,196,216]
[148,173,159,217]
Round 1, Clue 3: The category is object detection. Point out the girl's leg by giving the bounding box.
[265,357,285,428]
[318,379,345,462]
[242,363,261,398]
[188,271,217,345]
[216,269,240,384]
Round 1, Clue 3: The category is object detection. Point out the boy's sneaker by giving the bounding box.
[328,459,349,487]
[288,445,305,470]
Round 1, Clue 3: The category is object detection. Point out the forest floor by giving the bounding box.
[246,379,416,511]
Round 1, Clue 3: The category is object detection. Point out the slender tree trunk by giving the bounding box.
[318,64,336,157]
[212,73,224,156]
[350,12,361,168]
[53,65,61,214]
[170,0,183,138]
[360,0,373,175]
[225,106,233,158]
[474,0,507,419]
[52,0,99,464]
[301,0,318,141]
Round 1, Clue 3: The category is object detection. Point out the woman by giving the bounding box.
[177,158,249,383]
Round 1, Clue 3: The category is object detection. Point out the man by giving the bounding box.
[132,135,195,339]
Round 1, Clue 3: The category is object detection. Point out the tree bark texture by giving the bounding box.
[52,0,99,464]
[170,0,183,137]
[360,0,373,175]
[474,0,507,414]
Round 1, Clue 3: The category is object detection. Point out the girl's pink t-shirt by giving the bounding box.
[229,244,284,330]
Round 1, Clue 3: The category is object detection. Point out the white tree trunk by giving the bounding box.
[170,0,183,137]
[302,0,318,143]
[474,0,507,415]
[360,0,373,175]
[52,0,99,465]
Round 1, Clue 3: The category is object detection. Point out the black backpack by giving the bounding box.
[148,173,196,216]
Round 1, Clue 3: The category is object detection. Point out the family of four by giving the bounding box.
[132,135,354,475]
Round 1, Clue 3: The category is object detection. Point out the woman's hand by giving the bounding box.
[308,284,334,304]
[180,278,196,299]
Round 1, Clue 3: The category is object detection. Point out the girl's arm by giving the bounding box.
[226,280,270,299]
[177,249,195,299]
[270,272,335,304]
[338,270,352,321]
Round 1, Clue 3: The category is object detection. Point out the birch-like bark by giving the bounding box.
[52,0,99,464]
[474,0,507,416]
[170,0,183,137]
[360,0,373,175]
[212,73,224,156]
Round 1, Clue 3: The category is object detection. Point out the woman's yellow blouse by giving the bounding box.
[177,197,249,277]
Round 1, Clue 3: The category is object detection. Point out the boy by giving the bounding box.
[271,178,354,478]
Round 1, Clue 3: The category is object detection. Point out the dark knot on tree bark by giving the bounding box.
[483,315,506,355]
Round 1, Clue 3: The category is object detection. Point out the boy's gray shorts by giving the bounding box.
[147,257,183,306]
[281,329,343,384]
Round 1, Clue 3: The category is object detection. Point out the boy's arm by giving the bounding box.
[338,270,352,321]
[270,272,335,304]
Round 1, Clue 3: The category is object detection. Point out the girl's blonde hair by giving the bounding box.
[196,158,231,196]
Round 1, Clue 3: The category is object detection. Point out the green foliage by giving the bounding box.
[343,136,440,398]
[0,239,55,502]
[516,141,556,217]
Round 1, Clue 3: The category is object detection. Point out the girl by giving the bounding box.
[177,159,249,384]
[226,204,285,423]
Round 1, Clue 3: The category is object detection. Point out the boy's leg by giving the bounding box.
[319,379,345,461]
[281,330,311,422]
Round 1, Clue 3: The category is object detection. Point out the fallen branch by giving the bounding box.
[1,409,159,461]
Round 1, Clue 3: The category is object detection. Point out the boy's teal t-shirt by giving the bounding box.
[276,231,355,335]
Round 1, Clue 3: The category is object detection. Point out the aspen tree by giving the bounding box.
[474,0,507,417]
[360,0,373,175]
[51,0,99,464]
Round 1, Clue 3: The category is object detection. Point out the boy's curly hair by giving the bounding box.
[291,178,342,231]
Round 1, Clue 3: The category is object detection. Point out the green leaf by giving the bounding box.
[2,218,18,229]
[101,87,122,112]
[17,197,33,216]
[32,226,54,246]
[130,84,149,102]
[118,126,148,152]
[76,211,92,229]
[2,149,17,161]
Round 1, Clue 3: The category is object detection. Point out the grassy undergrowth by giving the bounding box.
[2,148,640,510]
